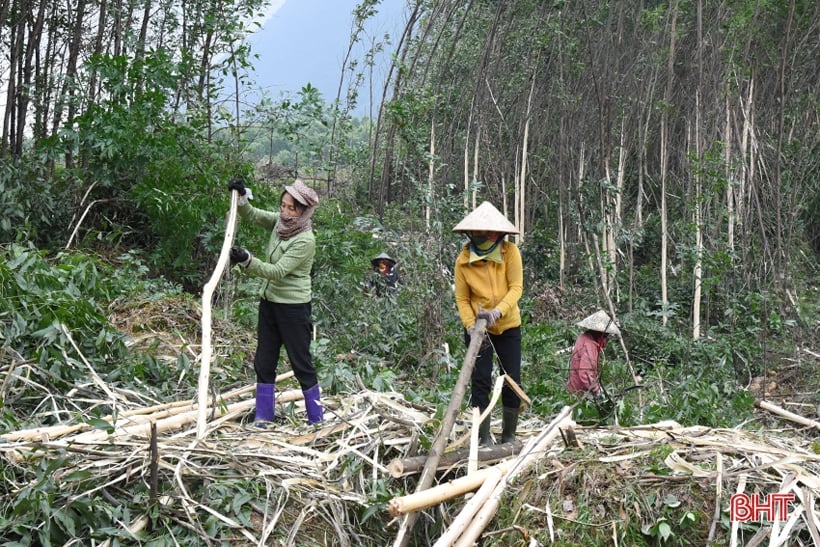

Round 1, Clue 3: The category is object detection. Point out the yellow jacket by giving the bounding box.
[454,240,523,335]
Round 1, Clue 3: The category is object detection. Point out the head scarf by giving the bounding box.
[277,179,319,240]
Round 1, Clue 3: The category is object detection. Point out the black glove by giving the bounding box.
[228,178,247,196]
[230,246,251,267]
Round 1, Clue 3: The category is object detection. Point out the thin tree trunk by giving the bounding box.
[725,93,735,255]
[692,0,703,340]
[2,0,22,156]
[558,198,565,290]
[87,0,108,105]
[773,0,796,284]
[659,0,680,327]
[472,126,479,209]
[427,117,435,230]
[516,73,535,244]
[613,116,626,302]
[463,122,471,210]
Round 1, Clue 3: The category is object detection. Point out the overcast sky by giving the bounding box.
[246,0,407,116]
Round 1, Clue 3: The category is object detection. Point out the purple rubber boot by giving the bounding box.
[254,383,275,425]
[303,384,324,424]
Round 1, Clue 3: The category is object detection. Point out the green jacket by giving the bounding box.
[238,203,315,304]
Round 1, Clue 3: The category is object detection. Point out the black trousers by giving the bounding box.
[463,326,522,410]
[254,299,317,390]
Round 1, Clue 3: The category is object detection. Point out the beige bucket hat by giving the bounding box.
[452,201,519,234]
[284,179,319,207]
[576,310,621,336]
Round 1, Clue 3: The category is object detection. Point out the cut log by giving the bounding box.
[468,407,479,475]
[387,441,522,478]
[1,377,292,444]
[388,459,513,517]
[435,407,574,546]
[755,399,820,430]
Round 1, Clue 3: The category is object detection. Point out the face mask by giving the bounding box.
[470,234,490,246]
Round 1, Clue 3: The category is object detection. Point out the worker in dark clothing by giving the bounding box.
[363,252,402,296]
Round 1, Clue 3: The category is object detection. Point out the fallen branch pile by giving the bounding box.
[1,374,818,545]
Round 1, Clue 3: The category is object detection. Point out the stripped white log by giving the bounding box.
[387,459,513,517]
[433,467,504,547]
[468,407,479,476]
[439,406,574,547]
[755,399,820,431]
[197,190,239,439]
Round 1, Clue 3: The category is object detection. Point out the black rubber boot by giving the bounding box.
[478,415,494,447]
[501,407,519,444]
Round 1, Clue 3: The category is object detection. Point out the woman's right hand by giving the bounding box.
[228,178,246,195]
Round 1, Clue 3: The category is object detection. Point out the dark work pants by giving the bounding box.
[254,299,317,390]
[464,326,522,410]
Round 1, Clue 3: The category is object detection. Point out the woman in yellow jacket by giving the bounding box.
[453,201,523,446]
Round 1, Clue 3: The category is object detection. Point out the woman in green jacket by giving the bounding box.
[453,201,523,446]
[228,178,323,426]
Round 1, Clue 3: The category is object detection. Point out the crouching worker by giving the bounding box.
[228,177,324,427]
[567,310,621,414]
[363,252,402,296]
[453,202,524,446]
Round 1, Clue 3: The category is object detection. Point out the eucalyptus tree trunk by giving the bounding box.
[516,74,536,244]
[471,126,480,210]
[772,0,796,286]
[87,0,108,106]
[612,118,626,302]
[2,0,23,156]
[692,0,704,340]
[725,93,735,256]
[426,117,435,231]
[462,127,470,208]
[659,0,680,327]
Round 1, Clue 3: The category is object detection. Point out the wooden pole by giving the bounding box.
[197,190,239,440]
[393,319,488,547]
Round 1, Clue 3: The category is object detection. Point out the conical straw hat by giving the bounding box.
[452,201,519,234]
[575,310,621,336]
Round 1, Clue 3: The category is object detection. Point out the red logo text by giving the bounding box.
[729,493,795,522]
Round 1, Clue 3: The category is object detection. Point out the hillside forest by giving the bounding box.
[1,0,818,545]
